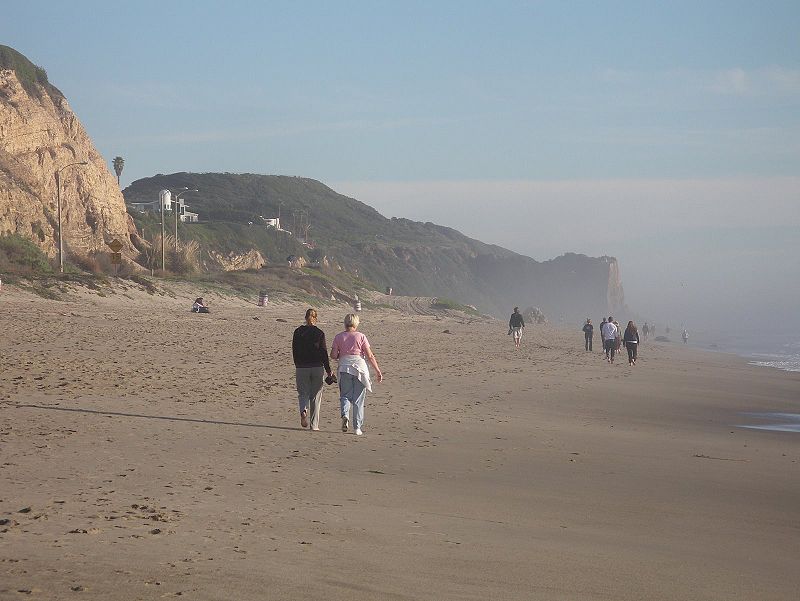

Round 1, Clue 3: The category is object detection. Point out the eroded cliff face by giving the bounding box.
[206,249,266,271]
[0,67,136,262]
[468,252,626,320]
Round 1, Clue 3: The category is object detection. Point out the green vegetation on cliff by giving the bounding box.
[0,45,62,100]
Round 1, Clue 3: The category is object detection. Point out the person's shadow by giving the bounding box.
[16,404,308,432]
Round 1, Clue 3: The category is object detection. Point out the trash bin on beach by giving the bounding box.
[257,291,268,306]
[385,286,393,295]
[354,300,361,312]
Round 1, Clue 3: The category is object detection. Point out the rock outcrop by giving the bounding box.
[0,46,136,265]
[206,249,266,271]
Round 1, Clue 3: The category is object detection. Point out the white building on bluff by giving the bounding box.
[127,189,199,223]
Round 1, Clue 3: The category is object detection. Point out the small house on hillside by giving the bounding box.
[126,189,200,222]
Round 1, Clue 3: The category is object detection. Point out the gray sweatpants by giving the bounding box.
[295,367,325,429]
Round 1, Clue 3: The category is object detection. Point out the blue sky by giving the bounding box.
[3,1,799,335]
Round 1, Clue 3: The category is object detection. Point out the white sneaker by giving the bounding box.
[354,428,363,436]
[341,416,349,432]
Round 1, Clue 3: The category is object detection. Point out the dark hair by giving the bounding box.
[305,308,317,324]
[195,297,203,303]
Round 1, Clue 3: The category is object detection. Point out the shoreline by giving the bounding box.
[2,283,799,600]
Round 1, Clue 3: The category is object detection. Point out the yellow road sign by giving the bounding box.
[107,239,123,252]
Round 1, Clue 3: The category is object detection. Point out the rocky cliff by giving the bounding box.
[0,46,136,264]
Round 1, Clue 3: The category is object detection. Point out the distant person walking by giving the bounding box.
[642,322,650,342]
[623,321,640,366]
[614,320,622,353]
[582,319,594,351]
[330,313,383,436]
[601,317,618,363]
[682,328,689,344]
[292,308,334,431]
[509,307,525,349]
[599,318,607,354]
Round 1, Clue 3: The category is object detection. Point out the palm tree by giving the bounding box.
[112,156,124,187]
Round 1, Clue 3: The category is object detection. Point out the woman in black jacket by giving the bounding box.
[292,308,333,430]
[623,321,640,366]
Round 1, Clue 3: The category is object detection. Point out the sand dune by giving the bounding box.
[1,282,798,600]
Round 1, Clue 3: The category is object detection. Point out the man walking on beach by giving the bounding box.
[582,319,594,351]
[509,307,525,349]
[600,318,607,354]
[601,317,618,363]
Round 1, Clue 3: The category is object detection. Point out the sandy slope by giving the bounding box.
[1,282,798,600]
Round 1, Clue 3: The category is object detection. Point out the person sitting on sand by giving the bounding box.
[509,307,525,349]
[582,319,594,351]
[623,321,640,366]
[330,313,383,436]
[192,297,210,313]
[292,308,334,431]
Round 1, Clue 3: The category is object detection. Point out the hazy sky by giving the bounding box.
[3,1,799,335]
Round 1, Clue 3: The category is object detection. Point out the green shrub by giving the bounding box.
[0,234,53,274]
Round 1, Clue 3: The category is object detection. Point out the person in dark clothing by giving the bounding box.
[582,319,594,351]
[509,307,525,349]
[192,297,210,313]
[599,318,607,354]
[292,308,333,430]
[623,321,640,366]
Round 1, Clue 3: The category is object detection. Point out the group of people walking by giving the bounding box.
[292,309,382,436]
[583,317,640,365]
[294,302,660,434]
[508,307,641,367]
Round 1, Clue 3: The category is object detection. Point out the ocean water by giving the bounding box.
[686,333,800,374]
[738,413,800,433]
[746,339,800,373]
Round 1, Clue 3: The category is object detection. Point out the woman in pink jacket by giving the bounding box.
[330,313,383,436]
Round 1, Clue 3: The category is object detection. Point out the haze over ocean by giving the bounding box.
[3,1,799,342]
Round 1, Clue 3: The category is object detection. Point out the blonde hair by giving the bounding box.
[344,313,359,329]
[305,308,317,325]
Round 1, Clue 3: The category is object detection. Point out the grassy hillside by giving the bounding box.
[124,173,512,290]
[124,173,621,318]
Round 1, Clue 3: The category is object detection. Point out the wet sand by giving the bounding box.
[1,282,799,600]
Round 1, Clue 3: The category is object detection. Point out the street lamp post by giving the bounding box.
[172,188,197,253]
[160,191,168,271]
[55,161,88,273]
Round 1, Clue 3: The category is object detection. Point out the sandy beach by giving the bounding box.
[1,282,799,601]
